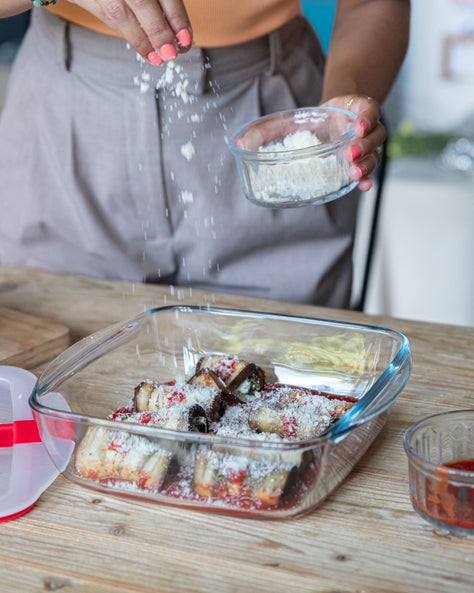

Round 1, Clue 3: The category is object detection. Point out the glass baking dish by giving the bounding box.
[29,307,411,519]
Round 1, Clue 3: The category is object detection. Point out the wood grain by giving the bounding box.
[0,266,473,593]
[0,305,70,369]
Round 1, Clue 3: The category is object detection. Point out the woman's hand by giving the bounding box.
[69,0,193,65]
[318,0,409,191]
[322,95,386,192]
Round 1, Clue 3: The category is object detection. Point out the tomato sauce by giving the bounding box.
[445,459,474,472]
[413,459,474,530]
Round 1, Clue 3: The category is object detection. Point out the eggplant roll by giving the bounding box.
[75,426,172,491]
[134,380,223,422]
[195,356,265,402]
[248,385,354,440]
[193,449,305,507]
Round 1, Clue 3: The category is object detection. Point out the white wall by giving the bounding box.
[362,158,474,328]
[352,0,474,328]
[401,0,474,133]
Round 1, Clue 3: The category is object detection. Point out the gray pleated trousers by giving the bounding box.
[0,9,358,307]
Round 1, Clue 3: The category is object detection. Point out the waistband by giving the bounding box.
[31,9,310,93]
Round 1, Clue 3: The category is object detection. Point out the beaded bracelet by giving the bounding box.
[31,0,58,6]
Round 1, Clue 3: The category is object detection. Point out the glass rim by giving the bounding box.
[29,305,411,451]
[403,408,474,478]
[227,106,357,160]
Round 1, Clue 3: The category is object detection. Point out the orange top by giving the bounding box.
[47,0,302,48]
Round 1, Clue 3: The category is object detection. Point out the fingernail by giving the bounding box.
[356,164,368,178]
[177,28,192,47]
[350,145,363,161]
[147,51,162,66]
[361,178,374,191]
[360,120,370,136]
[243,129,265,151]
[160,44,177,61]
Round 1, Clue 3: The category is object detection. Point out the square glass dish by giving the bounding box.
[29,307,411,519]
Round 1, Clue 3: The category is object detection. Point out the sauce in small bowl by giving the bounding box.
[404,410,474,535]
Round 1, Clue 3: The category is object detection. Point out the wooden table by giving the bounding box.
[1,266,473,593]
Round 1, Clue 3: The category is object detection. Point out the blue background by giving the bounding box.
[301,0,337,52]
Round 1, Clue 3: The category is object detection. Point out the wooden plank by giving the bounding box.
[0,305,70,369]
[0,266,473,593]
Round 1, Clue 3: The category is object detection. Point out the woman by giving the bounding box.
[0,1,410,307]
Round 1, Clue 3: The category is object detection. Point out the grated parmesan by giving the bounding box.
[181,190,194,204]
[251,130,350,204]
[180,141,195,161]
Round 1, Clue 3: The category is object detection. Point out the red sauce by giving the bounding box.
[166,388,186,406]
[281,414,298,437]
[445,459,474,472]
[412,459,474,530]
[214,358,237,382]
[109,406,135,419]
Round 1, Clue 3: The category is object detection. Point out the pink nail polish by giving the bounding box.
[177,28,192,47]
[147,51,162,66]
[357,164,367,178]
[350,145,363,161]
[160,44,177,61]
[360,120,370,136]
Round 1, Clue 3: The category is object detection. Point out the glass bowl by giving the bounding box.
[29,307,411,519]
[404,410,474,535]
[227,106,358,208]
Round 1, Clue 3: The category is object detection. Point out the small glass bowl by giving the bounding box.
[404,410,474,535]
[227,106,358,208]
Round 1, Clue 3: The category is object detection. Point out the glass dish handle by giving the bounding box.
[330,353,412,441]
[37,317,143,394]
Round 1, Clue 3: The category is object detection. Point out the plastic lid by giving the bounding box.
[0,366,60,522]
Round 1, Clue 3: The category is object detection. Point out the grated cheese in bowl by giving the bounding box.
[228,107,358,208]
